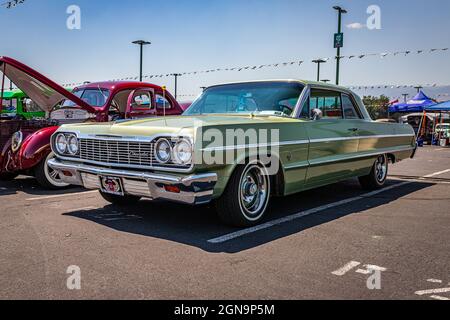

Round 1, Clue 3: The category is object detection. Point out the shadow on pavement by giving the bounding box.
[0,176,84,197]
[63,179,433,254]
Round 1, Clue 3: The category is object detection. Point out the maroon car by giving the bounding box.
[0,56,183,189]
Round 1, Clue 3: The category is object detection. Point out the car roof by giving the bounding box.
[74,81,165,93]
[0,90,25,99]
[205,79,353,93]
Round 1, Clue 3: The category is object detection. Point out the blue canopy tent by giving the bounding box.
[389,91,436,113]
[425,100,450,112]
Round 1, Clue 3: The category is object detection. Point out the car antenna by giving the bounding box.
[162,86,167,118]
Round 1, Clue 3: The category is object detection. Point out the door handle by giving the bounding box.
[348,128,359,132]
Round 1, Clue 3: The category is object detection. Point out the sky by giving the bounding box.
[1,0,450,100]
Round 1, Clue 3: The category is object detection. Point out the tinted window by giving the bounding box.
[156,94,172,109]
[131,91,153,111]
[342,94,361,119]
[310,89,342,119]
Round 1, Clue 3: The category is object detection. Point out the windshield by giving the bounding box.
[1,99,17,113]
[62,88,110,108]
[184,82,305,116]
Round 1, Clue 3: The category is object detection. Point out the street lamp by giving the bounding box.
[414,86,423,93]
[333,6,347,85]
[172,73,182,99]
[321,79,331,83]
[132,40,151,82]
[312,59,327,82]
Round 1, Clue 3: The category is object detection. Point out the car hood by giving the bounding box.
[0,56,95,113]
[60,114,298,137]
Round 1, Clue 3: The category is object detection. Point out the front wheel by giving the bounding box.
[216,162,271,227]
[359,154,389,190]
[35,152,70,190]
[99,191,141,206]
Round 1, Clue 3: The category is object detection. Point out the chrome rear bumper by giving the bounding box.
[48,159,217,205]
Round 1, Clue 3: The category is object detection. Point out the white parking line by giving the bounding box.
[415,287,450,296]
[430,295,450,301]
[332,261,361,276]
[26,190,98,201]
[424,169,450,178]
[208,182,411,244]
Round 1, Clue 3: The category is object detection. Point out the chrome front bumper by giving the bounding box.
[48,159,218,205]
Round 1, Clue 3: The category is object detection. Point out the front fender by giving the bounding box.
[18,126,59,171]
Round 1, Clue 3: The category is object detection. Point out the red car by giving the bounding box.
[0,56,183,189]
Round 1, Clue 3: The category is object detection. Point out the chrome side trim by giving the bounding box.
[201,140,310,152]
[284,146,415,170]
[310,134,415,144]
[308,146,416,167]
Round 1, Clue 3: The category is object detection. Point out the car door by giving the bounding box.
[126,89,157,119]
[303,88,360,188]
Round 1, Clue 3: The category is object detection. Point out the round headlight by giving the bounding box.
[11,131,23,153]
[67,135,79,155]
[55,133,68,154]
[155,138,172,164]
[173,139,193,165]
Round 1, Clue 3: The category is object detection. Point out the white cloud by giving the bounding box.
[346,22,367,30]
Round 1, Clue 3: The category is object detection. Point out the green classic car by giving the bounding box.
[48,80,417,227]
[1,90,45,119]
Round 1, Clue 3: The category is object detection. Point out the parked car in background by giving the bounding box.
[434,123,450,138]
[49,80,417,227]
[0,56,183,188]
[1,89,45,119]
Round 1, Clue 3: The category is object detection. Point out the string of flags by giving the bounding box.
[1,0,26,9]
[348,83,448,90]
[60,46,449,88]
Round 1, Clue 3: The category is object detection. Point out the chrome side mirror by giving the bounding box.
[311,108,323,121]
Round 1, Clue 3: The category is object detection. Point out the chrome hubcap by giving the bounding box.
[375,155,388,183]
[239,165,269,219]
[44,153,69,187]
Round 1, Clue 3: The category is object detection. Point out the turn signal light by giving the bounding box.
[164,185,181,194]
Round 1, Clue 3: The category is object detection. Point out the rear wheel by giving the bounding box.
[216,162,271,227]
[35,152,70,190]
[359,154,389,190]
[99,191,141,206]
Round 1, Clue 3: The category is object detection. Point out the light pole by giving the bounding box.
[132,40,151,82]
[333,6,347,85]
[172,73,182,99]
[402,94,409,103]
[414,86,423,93]
[312,59,327,82]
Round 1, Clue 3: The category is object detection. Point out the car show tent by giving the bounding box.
[389,91,436,113]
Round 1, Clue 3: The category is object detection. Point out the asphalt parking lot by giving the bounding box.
[0,146,449,300]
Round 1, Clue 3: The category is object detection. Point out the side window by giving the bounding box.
[2,99,17,113]
[131,91,154,112]
[342,94,361,119]
[310,89,343,119]
[156,94,172,110]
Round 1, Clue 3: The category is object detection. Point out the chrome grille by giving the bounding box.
[79,138,156,167]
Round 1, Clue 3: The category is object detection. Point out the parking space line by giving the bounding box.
[26,190,98,201]
[415,287,450,296]
[208,182,411,244]
[332,261,361,276]
[430,295,450,301]
[424,169,450,178]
